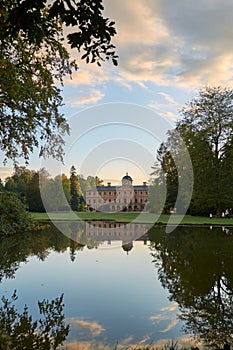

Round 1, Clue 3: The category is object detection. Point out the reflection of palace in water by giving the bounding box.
[85,221,149,253]
[86,173,148,212]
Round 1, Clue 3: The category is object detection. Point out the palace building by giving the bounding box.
[85,173,148,212]
[85,221,149,254]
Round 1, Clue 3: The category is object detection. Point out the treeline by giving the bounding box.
[2,165,101,212]
[150,86,233,216]
[3,86,233,219]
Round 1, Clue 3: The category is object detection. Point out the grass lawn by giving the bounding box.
[31,211,233,226]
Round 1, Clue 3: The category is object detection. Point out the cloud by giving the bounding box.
[63,0,233,111]
[62,341,111,350]
[104,0,233,88]
[150,337,205,350]
[149,314,166,322]
[66,318,105,336]
[48,336,205,350]
[148,91,180,121]
[149,303,179,333]
[149,314,178,332]
[159,318,179,333]
[66,63,111,87]
[157,93,179,108]
[160,303,178,312]
[66,89,105,106]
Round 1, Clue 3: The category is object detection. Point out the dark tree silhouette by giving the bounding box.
[0,291,69,349]
[149,225,233,347]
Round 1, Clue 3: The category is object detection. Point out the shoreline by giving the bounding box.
[31,212,233,226]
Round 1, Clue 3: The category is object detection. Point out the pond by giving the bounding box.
[0,221,233,349]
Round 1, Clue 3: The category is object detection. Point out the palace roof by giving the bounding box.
[86,184,148,192]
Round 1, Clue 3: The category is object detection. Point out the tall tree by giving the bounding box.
[150,142,178,213]
[0,0,117,164]
[69,166,81,211]
[26,169,49,212]
[152,86,233,216]
[61,173,71,203]
[178,86,233,214]
[149,226,233,347]
[150,129,193,215]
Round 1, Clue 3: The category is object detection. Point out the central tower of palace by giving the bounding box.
[121,172,133,187]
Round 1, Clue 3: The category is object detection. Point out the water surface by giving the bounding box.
[0,222,233,348]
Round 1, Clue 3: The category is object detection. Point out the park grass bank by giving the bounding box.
[31,212,233,226]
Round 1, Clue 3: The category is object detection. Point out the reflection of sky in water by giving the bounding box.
[0,241,183,346]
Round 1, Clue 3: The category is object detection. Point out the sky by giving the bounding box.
[2,0,233,184]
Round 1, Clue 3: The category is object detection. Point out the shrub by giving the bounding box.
[0,192,36,234]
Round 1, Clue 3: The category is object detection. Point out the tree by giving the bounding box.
[0,225,81,283]
[0,291,69,349]
[150,129,193,215]
[77,174,103,195]
[177,86,233,214]
[0,0,117,164]
[0,179,3,192]
[86,175,103,188]
[26,169,50,212]
[40,174,71,211]
[150,142,178,213]
[61,173,71,204]
[0,192,35,234]
[149,225,233,347]
[69,165,82,211]
[0,0,118,66]
[152,86,233,216]
[5,166,34,204]
[179,86,233,160]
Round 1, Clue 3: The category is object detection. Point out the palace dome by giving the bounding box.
[122,241,133,254]
[122,172,133,182]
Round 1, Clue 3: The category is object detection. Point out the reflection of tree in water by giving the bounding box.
[149,226,233,348]
[0,235,27,281]
[0,223,99,283]
[0,223,100,348]
[0,291,69,349]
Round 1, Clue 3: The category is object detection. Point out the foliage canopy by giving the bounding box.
[150,86,233,215]
[0,291,69,349]
[0,0,117,164]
